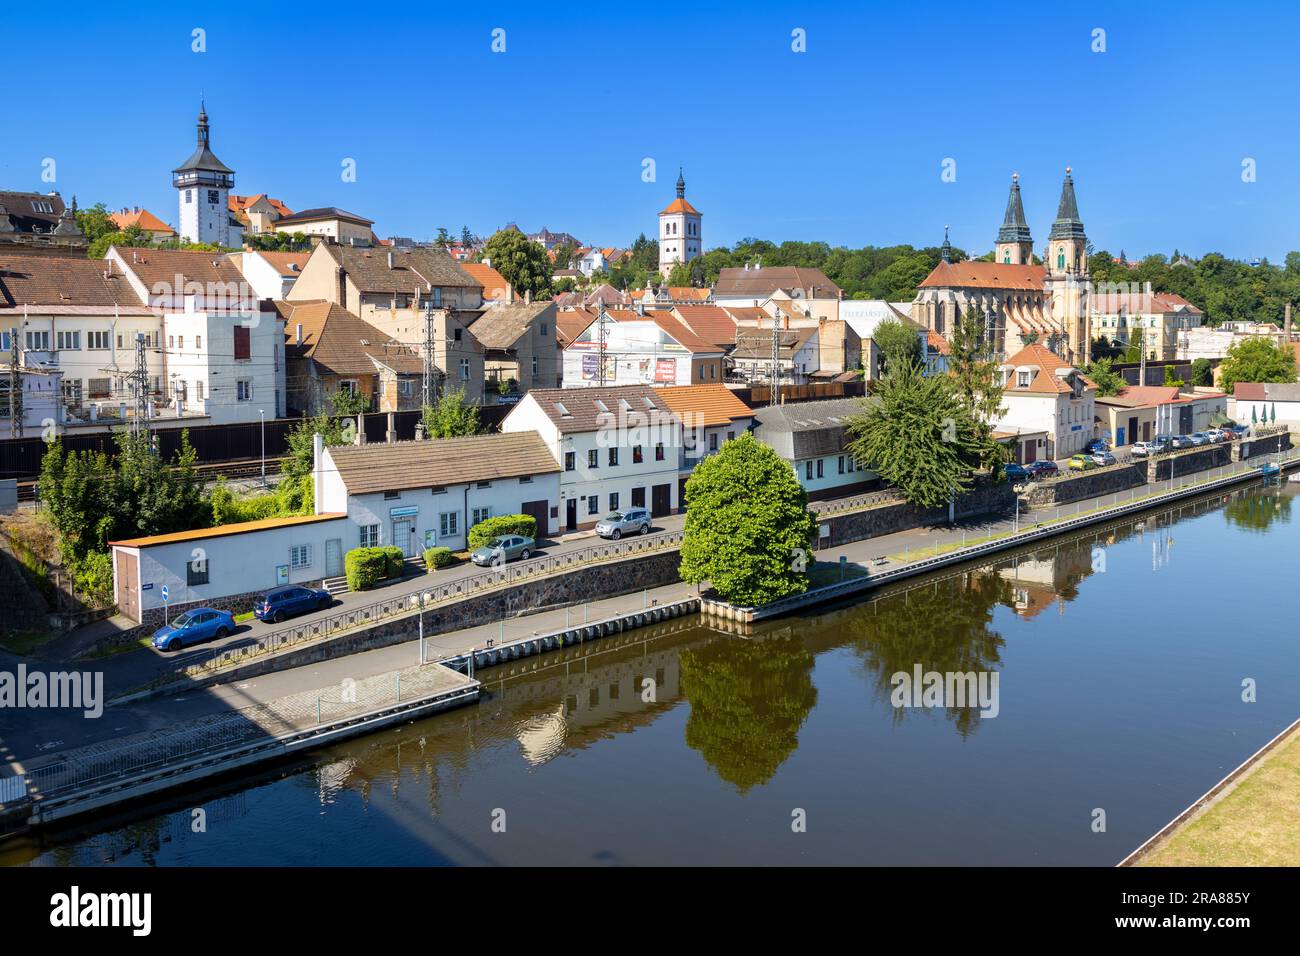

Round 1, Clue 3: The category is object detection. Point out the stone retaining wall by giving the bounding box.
[816,481,1015,549]
[1026,463,1146,507]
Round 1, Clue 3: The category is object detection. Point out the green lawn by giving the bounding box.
[0,630,56,656]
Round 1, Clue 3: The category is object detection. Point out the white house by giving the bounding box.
[313,431,562,555]
[751,397,878,500]
[1231,382,1300,428]
[500,385,683,531]
[0,364,63,439]
[655,383,756,505]
[561,310,723,387]
[234,250,311,301]
[109,513,350,625]
[994,343,1096,459]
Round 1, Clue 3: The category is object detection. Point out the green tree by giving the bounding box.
[1217,337,1297,394]
[460,225,475,248]
[947,307,1007,470]
[872,317,922,373]
[278,414,356,514]
[549,240,579,271]
[244,231,310,252]
[846,363,982,509]
[666,261,695,287]
[330,387,371,416]
[90,227,150,260]
[1191,358,1213,387]
[1162,364,1185,387]
[434,226,451,245]
[1083,357,1125,397]
[421,385,481,438]
[679,433,818,607]
[75,202,120,246]
[478,229,553,300]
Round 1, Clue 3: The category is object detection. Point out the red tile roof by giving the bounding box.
[459,262,510,301]
[659,197,700,216]
[918,261,1046,291]
[110,208,175,235]
[1002,343,1091,394]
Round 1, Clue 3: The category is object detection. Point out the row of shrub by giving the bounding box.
[423,547,455,569]
[466,514,538,550]
[344,545,405,591]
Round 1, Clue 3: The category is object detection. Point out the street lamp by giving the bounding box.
[258,409,266,487]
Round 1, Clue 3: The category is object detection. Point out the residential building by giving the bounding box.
[713,264,841,314]
[751,397,879,499]
[286,243,485,400]
[460,261,511,303]
[731,325,819,385]
[0,189,88,258]
[107,246,286,422]
[655,383,755,503]
[110,207,176,242]
[109,513,350,625]
[500,385,683,529]
[912,170,1091,364]
[465,300,560,399]
[1090,285,1204,362]
[658,169,702,279]
[278,300,423,416]
[1094,385,1226,446]
[0,364,64,439]
[0,255,162,423]
[1230,382,1300,427]
[994,343,1096,458]
[173,103,239,247]
[561,308,724,387]
[838,299,923,378]
[314,431,561,555]
[229,194,293,236]
[668,304,740,352]
[272,207,376,246]
[234,250,311,301]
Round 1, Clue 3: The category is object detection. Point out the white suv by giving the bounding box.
[594,508,651,539]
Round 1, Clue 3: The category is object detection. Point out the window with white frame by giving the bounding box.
[359,524,380,547]
[439,511,460,537]
[87,330,110,350]
[471,506,491,525]
[55,330,80,350]
[290,545,312,569]
[237,379,253,401]
[459,359,469,380]
[25,330,50,351]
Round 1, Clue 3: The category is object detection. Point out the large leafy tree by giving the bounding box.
[89,225,150,260]
[1083,357,1125,397]
[421,385,481,439]
[872,317,922,373]
[1217,337,1297,394]
[75,202,120,246]
[947,307,1007,470]
[279,413,356,514]
[478,229,553,300]
[846,362,981,509]
[679,433,818,607]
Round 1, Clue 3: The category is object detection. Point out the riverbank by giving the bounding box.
[1123,716,1300,866]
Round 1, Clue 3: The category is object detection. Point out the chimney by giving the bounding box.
[312,432,325,514]
[295,323,303,345]
[386,411,397,443]
[525,288,532,305]
[387,251,395,269]
[354,413,366,445]
[1287,302,1293,339]
[414,421,426,441]
[337,267,347,308]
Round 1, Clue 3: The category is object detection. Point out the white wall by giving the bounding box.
[237,252,295,300]
[164,301,285,422]
[792,453,876,494]
[562,321,703,387]
[1231,397,1300,426]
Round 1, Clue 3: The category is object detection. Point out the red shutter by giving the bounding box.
[233,325,251,361]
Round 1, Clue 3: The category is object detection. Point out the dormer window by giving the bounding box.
[1017,370,1031,388]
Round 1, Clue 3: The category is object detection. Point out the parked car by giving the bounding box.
[470,534,535,567]
[254,584,332,624]
[1170,435,1195,449]
[1068,454,1099,471]
[1225,424,1249,439]
[152,608,236,652]
[1204,428,1227,443]
[1091,451,1117,466]
[1085,438,1110,454]
[1003,462,1032,482]
[594,507,651,539]
[1189,432,1211,446]
[1131,440,1168,458]
[1025,460,1059,479]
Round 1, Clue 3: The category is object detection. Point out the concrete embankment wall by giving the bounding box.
[817,482,1014,549]
[1027,463,1147,507]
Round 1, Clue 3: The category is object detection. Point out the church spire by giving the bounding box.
[1049,166,1085,240]
[940,224,952,263]
[197,99,210,149]
[676,167,686,199]
[996,172,1032,244]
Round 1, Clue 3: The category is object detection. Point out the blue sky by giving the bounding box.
[3,1,1297,260]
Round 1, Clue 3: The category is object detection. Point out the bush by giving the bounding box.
[467,514,538,550]
[344,547,394,591]
[423,546,454,570]
[72,551,114,607]
[379,546,404,577]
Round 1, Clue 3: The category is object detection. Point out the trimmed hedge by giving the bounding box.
[424,546,454,570]
[345,545,406,591]
[467,514,537,550]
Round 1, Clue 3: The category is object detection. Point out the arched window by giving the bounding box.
[1057,248,1065,269]
[1003,252,1010,264]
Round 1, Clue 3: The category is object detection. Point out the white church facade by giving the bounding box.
[658,169,702,280]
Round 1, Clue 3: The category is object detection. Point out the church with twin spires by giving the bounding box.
[911,168,1091,364]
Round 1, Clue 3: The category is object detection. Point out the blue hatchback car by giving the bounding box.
[152,608,236,652]
[1003,462,1031,482]
[255,585,332,624]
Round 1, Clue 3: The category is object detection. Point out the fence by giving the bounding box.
[173,528,687,679]
[811,488,906,517]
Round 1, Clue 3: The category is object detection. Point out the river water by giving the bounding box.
[9,482,1300,866]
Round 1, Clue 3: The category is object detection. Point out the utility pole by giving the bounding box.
[770,307,782,406]
[1138,318,1146,385]
[596,298,610,388]
[8,327,21,438]
[422,298,436,409]
[128,331,150,439]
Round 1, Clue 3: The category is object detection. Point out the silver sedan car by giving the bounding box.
[470,535,535,566]
[594,507,651,539]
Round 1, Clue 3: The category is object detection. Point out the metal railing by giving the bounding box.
[173,528,686,679]
[811,488,906,516]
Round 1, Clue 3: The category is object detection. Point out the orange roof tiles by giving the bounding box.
[459,262,510,300]
[656,384,754,427]
[257,251,311,277]
[671,305,739,349]
[110,207,175,235]
[1002,343,1091,394]
[919,261,1046,292]
[659,197,701,216]
[111,513,347,548]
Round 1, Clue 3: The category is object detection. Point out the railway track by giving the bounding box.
[13,457,287,502]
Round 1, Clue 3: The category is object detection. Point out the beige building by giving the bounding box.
[1090,285,1204,362]
[272,206,375,246]
[466,300,561,399]
[287,243,486,401]
[229,194,294,236]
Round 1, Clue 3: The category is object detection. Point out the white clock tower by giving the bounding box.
[172,102,235,246]
[658,168,702,281]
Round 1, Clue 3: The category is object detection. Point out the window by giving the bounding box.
[519,475,532,483]
[816,459,824,479]
[838,455,845,474]
[207,189,219,205]
[185,190,193,204]
[587,496,599,515]
[805,461,814,480]
[459,359,469,380]
[608,448,619,466]
[187,558,209,587]
[654,443,665,461]
[476,480,491,489]
[609,492,620,511]
[633,445,644,464]
[384,490,400,500]
[1017,370,1031,388]
[430,485,447,495]
[433,288,442,307]
[195,335,202,350]
[290,545,312,570]
[360,524,380,547]
[453,328,462,342]
[439,511,460,537]
[531,355,538,376]
[30,200,54,214]
[233,325,251,361]
[588,449,599,468]
[237,380,253,401]
[564,451,575,471]
[56,330,80,350]
[62,380,82,406]
[177,336,184,349]
[708,433,718,452]
[87,378,110,399]
[25,330,50,351]
[168,335,174,349]
[540,323,549,337]
[87,330,109,350]
[471,506,491,525]
[398,379,413,397]
[195,381,204,401]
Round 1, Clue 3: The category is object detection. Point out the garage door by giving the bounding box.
[651,483,672,518]
[521,499,550,539]
[116,549,139,623]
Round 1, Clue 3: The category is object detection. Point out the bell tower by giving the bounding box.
[172,101,235,246]
[995,172,1033,265]
[658,168,702,281]
[1044,167,1089,363]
